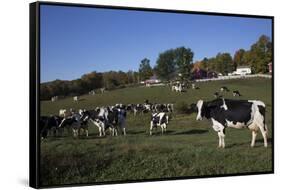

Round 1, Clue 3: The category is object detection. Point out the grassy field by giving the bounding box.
[40,78,273,186]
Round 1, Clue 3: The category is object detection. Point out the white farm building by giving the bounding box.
[233,65,251,75]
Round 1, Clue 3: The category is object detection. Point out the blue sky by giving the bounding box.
[40,5,272,82]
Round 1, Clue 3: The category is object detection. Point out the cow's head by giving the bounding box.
[196,100,205,120]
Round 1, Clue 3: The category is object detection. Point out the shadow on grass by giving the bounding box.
[173,129,209,135]
[227,138,272,149]
[148,130,175,136]
[256,137,272,143]
[127,130,146,135]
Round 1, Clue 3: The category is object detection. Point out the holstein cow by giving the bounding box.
[196,98,268,148]
[108,106,127,136]
[213,92,220,99]
[220,86,230,92]
[233,90,242,97]
[73,96,79,101]
[58,113,82,138]
[40,115,63,139]
[150,112,169,135]
[59,109,67,117]
[89,107,108,136]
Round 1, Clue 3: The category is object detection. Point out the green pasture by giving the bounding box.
[40,78,273,186]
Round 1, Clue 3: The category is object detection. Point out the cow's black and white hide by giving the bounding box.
[40,115,63,139]
[106,107,127,136]
[126,104,135,113]
[220,86,229,92]
[213,92,221,98]
[133,104,149,116]
[167,103,174,112]
[233,90,242,97]
[196,98,268,148]
[87,108,107,136]
[58,114,82,138]
[78,110,91,137]
[40,116,49,139]
[150,112,169,135]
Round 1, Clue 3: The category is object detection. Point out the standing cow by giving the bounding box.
[150,112,169,135]
[196,98,268,148]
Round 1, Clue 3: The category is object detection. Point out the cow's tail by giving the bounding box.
[257,104,267,133]
[166,114,169,124]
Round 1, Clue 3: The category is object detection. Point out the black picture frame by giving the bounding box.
[30,1,274,188]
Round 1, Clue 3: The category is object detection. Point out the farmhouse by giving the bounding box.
[233,65,251,75]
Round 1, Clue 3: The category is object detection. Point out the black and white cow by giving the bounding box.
[213,92,221,98]
[58,113,82,138]
[150,112,169,135]
[107,107,127,136]
[87,107,107,136]
[233,90,242,97]
[220,86,230,92]
[40,115,63,139]
[85,106,127,136]
[196,98,268,148]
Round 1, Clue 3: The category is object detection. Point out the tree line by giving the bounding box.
[195,35,272,74]
[41,34,272,100]
[40,71,140,100]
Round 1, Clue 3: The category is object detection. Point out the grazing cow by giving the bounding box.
[59,109,67,117]
[133,104,149,116]
[79,110,91,137]
[213,92,222,99]
[87,106,126,136]
[89,90,95,95]
[220,86,229,92]
[91,107,108,136]
[150,112,169,135]
[80,109,106,137]
[233,90,242,97]
[192,83,196,89]
[40,115,63,139]
[167,103,174,113]
[73,96,79,101]
[108,107,127,136]
[51,96,58,102]
[172,83,183,92]
[58,115,81,138]
[100,88,105,94]
[196,98,268,148]
[126,104,135,113]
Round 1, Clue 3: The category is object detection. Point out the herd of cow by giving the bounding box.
[40,101,174,139]
[41,86,269,148]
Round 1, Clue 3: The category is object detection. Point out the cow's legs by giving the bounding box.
[85,129,89,137]
[217,132,222,148]
[161,125,164,135]
[102,126,105,136]
[217,130,225,148]
[220,131,225,148]
[251,130,258,147]
[99,127,102,137]
[73,129,78,138]
[258,124,268,148]
[109,128,112,136]
[123,128,126,136]
[161,124,166,134]
[150,121,153,135]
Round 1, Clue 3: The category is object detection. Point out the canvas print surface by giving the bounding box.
[38,4,273,187]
